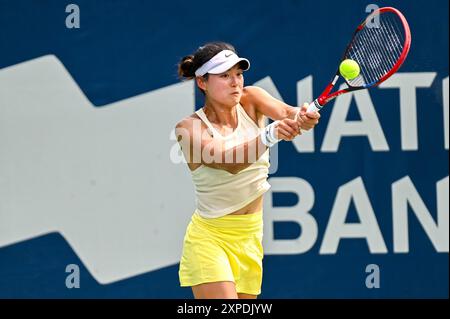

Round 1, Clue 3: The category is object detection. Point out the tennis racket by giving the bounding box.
[297,6,411,118]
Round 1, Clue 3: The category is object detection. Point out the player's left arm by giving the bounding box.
[243,86,320,131]
[243,86,297,120]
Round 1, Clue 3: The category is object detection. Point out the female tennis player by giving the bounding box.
[175,42,320,299]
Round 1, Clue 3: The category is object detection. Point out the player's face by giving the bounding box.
[202,64,244,106]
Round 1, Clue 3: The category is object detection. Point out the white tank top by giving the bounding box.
[191,104,271,218]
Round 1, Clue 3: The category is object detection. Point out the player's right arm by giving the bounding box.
[175,116,298,174]
[175,117,264,174]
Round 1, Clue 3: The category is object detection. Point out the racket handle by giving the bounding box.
[295,99,322,121]
[307,99,323,113]
[294,99,322,134]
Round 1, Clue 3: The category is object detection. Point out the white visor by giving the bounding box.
[194,50,250,77]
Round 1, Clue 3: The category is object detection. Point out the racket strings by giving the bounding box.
[346,12,406,86]
[360,16,401,81]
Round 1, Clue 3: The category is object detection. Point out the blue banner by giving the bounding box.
[0,0,448,298]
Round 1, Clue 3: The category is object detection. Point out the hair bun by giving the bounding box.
[178,55,195,79]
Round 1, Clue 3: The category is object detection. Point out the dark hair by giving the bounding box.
[177,42,237,80]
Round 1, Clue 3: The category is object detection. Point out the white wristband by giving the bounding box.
[260,121,280,147]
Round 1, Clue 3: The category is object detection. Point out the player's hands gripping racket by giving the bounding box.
[296,6,411,123]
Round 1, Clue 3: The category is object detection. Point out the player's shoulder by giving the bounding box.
[241,86,270,108]
[241,86,265,126]
[242,85,267,99]
[175,113,208,138]
[175,113,199,129]
[241,85,266,108]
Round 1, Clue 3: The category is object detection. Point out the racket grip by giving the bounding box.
[295,99,322,121]
[307,99,323,113]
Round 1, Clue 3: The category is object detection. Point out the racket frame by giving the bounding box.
[309,6,411,112]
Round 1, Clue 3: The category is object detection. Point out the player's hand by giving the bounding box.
[296,103,320,131]
[275,118,300,141]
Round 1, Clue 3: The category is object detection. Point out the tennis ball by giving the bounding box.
[339,59,360,80]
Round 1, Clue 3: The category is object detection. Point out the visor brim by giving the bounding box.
[207,57,250,74]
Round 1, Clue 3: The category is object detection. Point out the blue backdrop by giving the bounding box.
[0,0,448,298]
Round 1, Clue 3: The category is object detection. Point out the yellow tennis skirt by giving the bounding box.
[179,210,264,295]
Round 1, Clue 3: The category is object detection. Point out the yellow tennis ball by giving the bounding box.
[339,59,360,80]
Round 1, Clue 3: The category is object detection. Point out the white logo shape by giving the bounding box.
[0,55,196,284]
